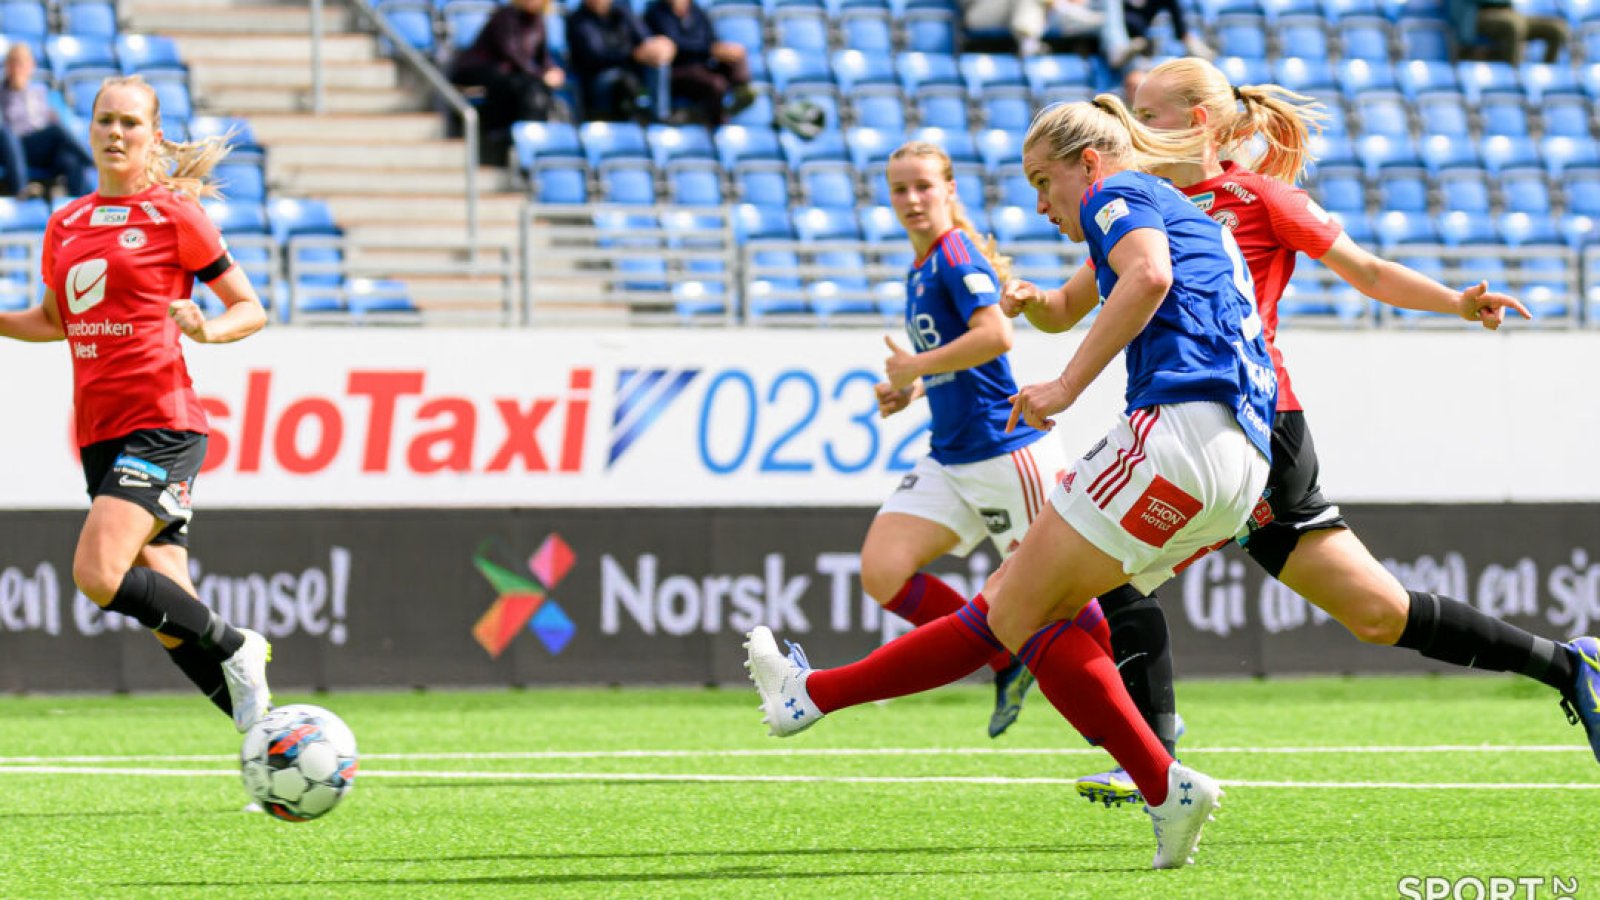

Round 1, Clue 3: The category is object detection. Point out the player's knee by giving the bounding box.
[1344,602,1407,645]
[72,556,126,607]
[986,596,1043,654]
[859,560,914,608]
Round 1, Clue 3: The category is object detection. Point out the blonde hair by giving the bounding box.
[93,75,232,199]
[1144,58,1327,184]
[1024,94,1209,175]
[887,140,1012,284]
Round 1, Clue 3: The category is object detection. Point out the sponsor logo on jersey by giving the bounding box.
[90,206,130,226]
[980,508,1012,534]
[962,272,996,295]
[63,203,91,226]
[139,201,166,224]
[65,258,108,314]
[1190,191,1216,212]
[1120,475,1204,548]
[1221,182,1257,203]
[1094,197,1130,234]
[119,227,146,249]
[1212,209,1240,231]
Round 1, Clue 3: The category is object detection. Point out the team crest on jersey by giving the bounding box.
[90,206,130,226]
[1190,191,1216,212]
[119,227,146,248]
[1212,210,1240,231]
[1094,197,1129,233]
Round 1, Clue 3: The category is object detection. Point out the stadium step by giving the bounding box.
[129,3,352,34]
[343,224,524,248]
[323,194,527,224]
[268,141,479,170]
[277,166,512,196]
[190,60,400,92]
[165,32,377,64]
[245,113,445,144]
[199,85,428,115]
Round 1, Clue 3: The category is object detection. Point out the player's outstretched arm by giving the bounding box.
[883,304,1014,391]
[171,266,267,344]
[1319,233,1531,329]
[1001,263,1098,333]
[0,288,64,342]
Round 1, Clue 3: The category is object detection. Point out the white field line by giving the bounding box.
[0,744,1589,765]
[0,766,1598,790]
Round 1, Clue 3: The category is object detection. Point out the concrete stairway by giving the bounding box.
[121,0,526,319]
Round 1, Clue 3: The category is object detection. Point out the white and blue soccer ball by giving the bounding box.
[240,704,358,822]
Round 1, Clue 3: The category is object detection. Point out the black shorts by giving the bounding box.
[1237,410,1347,577]
[80,429,207,548]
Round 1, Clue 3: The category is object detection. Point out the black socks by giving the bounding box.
[1396,590,1575,693]
[1100,585,1180,756]
[164,642,233,715]
[104,567,245,661]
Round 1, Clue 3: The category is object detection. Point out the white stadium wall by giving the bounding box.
[1,327,1596,508]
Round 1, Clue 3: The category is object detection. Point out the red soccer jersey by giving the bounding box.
[43,185,234,446]
[1180,162,1342,412]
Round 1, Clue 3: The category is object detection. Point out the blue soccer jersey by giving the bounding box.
[905,229,1045,465]
[1080,171,1277,458]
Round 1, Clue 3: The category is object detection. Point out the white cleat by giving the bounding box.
[221,628,273,733]
[743,626,822,737]
[1145,761,1223,870]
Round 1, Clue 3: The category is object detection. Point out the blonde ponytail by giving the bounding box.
[1144,58,1327,184]
[1024,95,1209,175]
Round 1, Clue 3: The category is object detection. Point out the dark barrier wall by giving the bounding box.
[3,505,1599,692]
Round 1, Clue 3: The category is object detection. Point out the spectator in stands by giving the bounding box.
[1114,0,1212,66]
[569,0,676,122]
[449,0,568,139]
[1448,0,1567,65]
[0,44,92,198]
[642,0,754,126]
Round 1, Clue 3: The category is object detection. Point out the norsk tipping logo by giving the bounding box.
[471,534,577,657]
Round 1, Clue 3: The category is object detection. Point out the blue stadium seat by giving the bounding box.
[1480,134,1541,174]
[858,204,905,242]
[851,90,908,132]
[533,162,588,204]
[840,12,894,53]
[1024,54,1094,94]
[715,124,783,167]
[1415,93,1469,138]
[0,1,46,40]
[600,163,657,205]
[1260,0,1322,19]
[1395,59,1459,100]
[1385,0,1446,17]
[1396,19,1451,60]
[1338,18,1391,60]
[1273,56,1336,92]
[1216,17,1270,59]
[1321,0,1382,19]
[793,204,861,241]
[1479,98,1531,137]
[1356,133,1421,179]
[346,278,418,316]
[732,160,789,207]
[1436,170,1491,213]
[1541,96,1592,138]
[729,88,774,127]
[267,197,339,244]
[61,0,117,38]
[214,162,265,203]
[1500,171,1552,214]
[1277,18,1331,58]
[1419,132,1483,175]
[1335,58,1397,96]
[767,47,835,93]
[1316,166,1366,213]
[1437,209,1501,245]
[1198,0,1264,24]
[1373,209,1439,247]
[911,126,978,164]
[952,162,985,210]
[782,128,849,168]
[646,124,716,168]
[711,9,764,53]
[1456,60,1522,102]
[1543,135,1600,177]
[844,125,897,169]
[667,162,724,206]
[672,280,728,321]
[201,198,269,235]
[513,121,584,171]
[976,127,1023,171]
[1569,0,1600,25]
[903,9,958,54]
[1355,94,1411,138]
[917,91,969,130]
[1378,173,1428,211]
[1307,132,1358,169]
[1497,211,1562,245]
[798,161,857,207]
[116,33,185,76]
[379,3,436,53]
[996,165,1034,207]
[1215,55,1272,87]
[45,34,117,82]
[580,121,650,167]
[735,202,796,240]
[1564,168,1600,216]
[1520,62,1581,103]
[1560,214,1597,250]
[897,51,963,93]
[990,205,1058,242]
[975,99,1028,138]
[773,9,829,52]
[443,1,493,51]
[831,49,897,92]
[959,53,1029,97]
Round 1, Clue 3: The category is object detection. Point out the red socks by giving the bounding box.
[1020,617,1173,805]
[885,573,1013,673]
[807,594,1007,714]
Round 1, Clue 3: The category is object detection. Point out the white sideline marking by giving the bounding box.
[0,766,1598,790]
[0,744,1589,765]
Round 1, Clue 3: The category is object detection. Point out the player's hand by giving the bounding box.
[167,299,211,343]
[1000,279,1044,318]
[883,335,921,391]
[1006,376,1073,433]
[1457,281,1530,330]
[874,380,913,418]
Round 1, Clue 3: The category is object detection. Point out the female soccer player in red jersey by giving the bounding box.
[861,140,1083,739]
[1005,57,1600,805]
[0,76,274,732]
[750,98,1281,868]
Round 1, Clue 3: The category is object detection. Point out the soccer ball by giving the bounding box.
[240,704,358,823]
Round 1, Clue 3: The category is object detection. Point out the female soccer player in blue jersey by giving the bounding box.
[746,99,1275,869]
[855,140,1081,739]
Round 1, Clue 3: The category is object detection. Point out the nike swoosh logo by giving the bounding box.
[118,476,151,488]
[1115,652,1147,671]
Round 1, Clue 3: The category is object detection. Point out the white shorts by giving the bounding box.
[1049,402,1270,595]
[878,438,1072,558]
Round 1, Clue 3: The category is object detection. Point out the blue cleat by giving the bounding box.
[988,659,1035,738]
[1561,637,1600,764]
[1075,714,1186,808]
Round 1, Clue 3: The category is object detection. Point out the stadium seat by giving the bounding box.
[667,162,724,206]
[1457,60,1522,102]
[1321,0,1382,19]
[996,165,1033,207]
[831,49,898,93]
[798,161,857,207]
[840,12,894,53]
[116,33,185,76]
[1436,170,1492,214]
[346,278,418,316]
[1436,209,1502,245]
[1218,16,1271,57]
[268,197,340,244]
[858,204,906,242]
[443,1,492,51]
[1395,61,1460,104]
[1415,93,1470,138]
[1316,167,1366,213]
[45,34,117,82]
[715,124,783,168]
[1338,18,1392,61]
[732,160,789,207]
[646,124,717,169]
[1307,132,1358,170]
[1501,171,1552,214]
[0,1,47,40]
[952,162,985,210]
[1377,173,1428,211]
[61,0,118,38]
[1540,96,1592,138]
[1543,135,1600,179]
[766,47,835,94]
[672,280,729,321]
[959,53,1029,97]
[975,127,1023,171]
[916,91,969,131]
[1497,210,1562,245]
[1356,133,1421,179]
[600,163,657,205]
[844,126,896,169]
[1396,19,1451,60]
[728,87,774,127]
[1215,56,1272,87]
[190,114,263,163]
[782,127,849,169]
[981,95,1032,132]
[1277,18,1332,59]
[378,3,436,53]
[1520,62,1581,103]
[793,204,861,241]
[897,51,963,94]
[214,162,266,203]
[711,9,764,53]
[1419,133,1484,175]
[513,121,584,173]
[903,9,958,54]
[1479,98,1531,137]
[1565,168,1600,216]
[580,121,651,167]
[911,126,978,165]
[1335,58,1397,96]
[1373,209,1439,247]
[532,162,588,204]
[1386,0,1446,18]
[773,9,829,52]
[1260,0,1321,19]
[990,204,1058,243]
[850,90,908,133]
[735,202,796,241]
[1480,134,1541,174]
[1024,54,1094,94]
[1355,94,1411,138]
[201,199,269,235]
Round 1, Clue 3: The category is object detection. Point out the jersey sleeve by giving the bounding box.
[171,197,236,282]
[936,234,1001,321]
[39,214,55,285]
[1261,178,1342,259]
[1081,178,1165,263]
